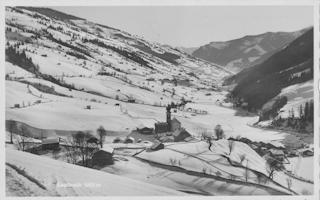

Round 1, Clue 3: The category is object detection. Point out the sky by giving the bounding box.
[49,6,313,48]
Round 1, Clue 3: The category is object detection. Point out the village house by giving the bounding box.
[302,149,314,157]
[150,140,164,151]
[137,126,154,135]
[173,128,191,142]
[268,149,286,162]
[42,137,59,151]
[282,135,304,149]
[92,146,114,166]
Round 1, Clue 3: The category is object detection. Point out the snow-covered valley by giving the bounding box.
[4,6,314,197]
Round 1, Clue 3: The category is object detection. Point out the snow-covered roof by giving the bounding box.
[42,137,59,144]
[150,140,163,150]
[159,136,174,142]
[269,141,284,148]
[126,136,135,141]
[173,129,190,137]
[173,129,182,137]
[269,149,284,156]
[100,146,114,154]
[184,136,194,142]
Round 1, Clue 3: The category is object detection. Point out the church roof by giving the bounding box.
[171,117,181,124]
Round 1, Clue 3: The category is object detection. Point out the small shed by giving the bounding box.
[113,137,123,143]
[124,136,135,143]
[92,146,114,166]
[14,104,20,108]
[150,140,164,151]
[87,105,91,109]
[128,99,135,103]
[42,137,59,151]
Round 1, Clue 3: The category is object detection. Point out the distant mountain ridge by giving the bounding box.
[192,28,311,72]
[231,28,313,112]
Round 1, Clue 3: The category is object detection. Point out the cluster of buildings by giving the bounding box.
[229,134,313,171]
[136,105,193,143]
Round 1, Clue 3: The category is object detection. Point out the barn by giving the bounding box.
[150,140,164,151]
[42,137,59,151]
[92,146,114,166]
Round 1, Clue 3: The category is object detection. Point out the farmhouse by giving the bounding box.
[282,135,304,149]
[42,137,59,151]
[92,146,114,166]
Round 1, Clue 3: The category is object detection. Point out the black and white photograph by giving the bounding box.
[2,0,318,198]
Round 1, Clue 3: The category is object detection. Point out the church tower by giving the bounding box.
[166,105,171,131]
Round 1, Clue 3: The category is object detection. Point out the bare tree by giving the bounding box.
[64,136,80,164]
[243,160,250,182]
[235,135,241,141]
[214,124,225,140]
[286,178,292,189]
[266,161,278,180]
[255,173,264,184]
[96,125,107,148]
[229,174,237,181]
[215,171,222,177]
[6,120,17,143]
[197,127,208,140]
[239,154,246,164]
[72,131,98,167]
[14,124,32,151]
[52,150,60,160]
[228,140,235,155]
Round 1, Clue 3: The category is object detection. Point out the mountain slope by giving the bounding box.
[176,46,198,55]
[192,28,310,72]
[231,28,313,112]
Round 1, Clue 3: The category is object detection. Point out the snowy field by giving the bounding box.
[6,148,187,196]
[284,156,314,181]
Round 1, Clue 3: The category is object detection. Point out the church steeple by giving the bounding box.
[166,105,171,131]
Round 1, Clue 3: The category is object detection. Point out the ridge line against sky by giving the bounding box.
[47,6,313,48]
